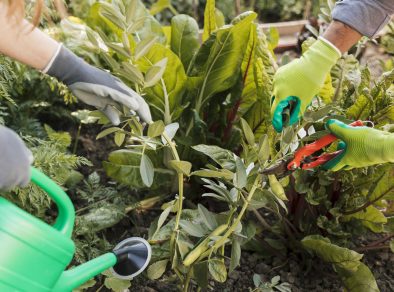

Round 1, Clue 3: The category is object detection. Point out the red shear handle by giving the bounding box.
[287,120,364,170]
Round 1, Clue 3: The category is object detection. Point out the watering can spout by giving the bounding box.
[54,253,117,291]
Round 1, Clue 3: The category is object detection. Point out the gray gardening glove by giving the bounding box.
[46,45,152,125]
[0,126,33,190]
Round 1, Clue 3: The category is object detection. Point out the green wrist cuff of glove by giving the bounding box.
[324,119,394,171]
[271,38,341,133]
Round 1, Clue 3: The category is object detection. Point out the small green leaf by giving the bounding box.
[229,238,241,273]
[198,204,218,230]
[258,134,270,161]
[191,169,234,180]
[147,259,169,280]
[97,127,122,140]
[209,259,227,283]
[168,160,192,176]
[103,274,131,292]
[162,123,179,142]
[73,279,96,292]
[192,145,236,170]
[114,132,125,146]
[144,58,168,87]
[390,239,394,253]
[234,157,247,189]
[148,120,165,138]
[240,118,255,146]
[135,36,159,60]
[140,154,154,187]
[180,220,208,237]
[119,62,144,85]
[152,205,172,238]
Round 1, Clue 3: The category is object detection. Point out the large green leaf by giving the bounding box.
[237,24,258,117]
[343,206,387,233]
[242,29,275,138]
[103,150,174,190]
[302,235,363,272]
[190,13,257,113]
[171,15,200,70]
[336,263,379,292]
[367,167,394,203]
[138,43,187,123]
[202,0,217,42]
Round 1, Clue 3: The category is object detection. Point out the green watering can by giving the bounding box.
[0,167,151,292]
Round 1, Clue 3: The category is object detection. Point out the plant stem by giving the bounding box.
[169,4,179,16]
[72,123,82,154]
[162,132,184,264]
[211,175,261,251]
[354,244,390,252]
[183,268,193,292]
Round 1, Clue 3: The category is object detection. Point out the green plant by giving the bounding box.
[251,275,291,292]
[60,0,393,291]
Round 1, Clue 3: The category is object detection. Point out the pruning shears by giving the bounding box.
[262,120,365,177]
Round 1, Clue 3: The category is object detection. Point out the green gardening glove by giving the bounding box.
[324,119,394,171]
[271,38,341,132]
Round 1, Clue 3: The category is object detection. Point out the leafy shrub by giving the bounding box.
[58,0,394,291]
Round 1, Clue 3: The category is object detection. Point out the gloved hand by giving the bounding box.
[271,38,341,132]
[46,45,152,125]
[324,119,394,171]
[0,126,33,190]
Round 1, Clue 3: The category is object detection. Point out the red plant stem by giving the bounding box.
[354,245,390,252]
[365,234,394,248]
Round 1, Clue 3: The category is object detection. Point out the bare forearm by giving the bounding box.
[322,20,362,54]
[0,3,59,71]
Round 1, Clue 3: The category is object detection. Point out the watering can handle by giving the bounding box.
[30,167,75,237]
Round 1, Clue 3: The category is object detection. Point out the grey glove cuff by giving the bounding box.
[46,45,128,94]
[332,0,394,38]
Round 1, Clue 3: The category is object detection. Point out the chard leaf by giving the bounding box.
[336,263,379,292]
[191,13,257,113]
[367,167,394,203]
[171,15,200,69]
[243,30,275,139]
[342,206,387,233]
[103,150,174,190]
[202,0,217,41]
[138,44,187,122]
[301,235,363,272]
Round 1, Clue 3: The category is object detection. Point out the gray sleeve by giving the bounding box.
[332,0,394,38]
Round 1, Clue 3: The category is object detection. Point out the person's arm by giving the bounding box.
[270,0,394,132]
[0,2,152,125]
[0,2,58,70]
